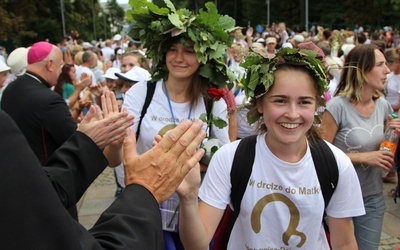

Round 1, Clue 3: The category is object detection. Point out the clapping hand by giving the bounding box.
[123,120,206,203]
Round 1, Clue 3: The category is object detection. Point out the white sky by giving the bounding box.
[100,0,129,4]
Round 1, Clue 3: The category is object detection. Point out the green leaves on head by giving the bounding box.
[240,47,329,124]
[127,0,236,89]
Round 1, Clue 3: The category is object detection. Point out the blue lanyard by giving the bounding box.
[164,82,192,126]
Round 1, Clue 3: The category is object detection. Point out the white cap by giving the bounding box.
[0,60,10,73]
[256,38,265,43]
[113,34,122,41]
[102,67,121,80]
[266,37,277,44]
[293,34,305,43]
[115,67,151,82]
[7,47,28,75]
[251,42,264,49]
[281,42,293,48]
[82,42,93,49]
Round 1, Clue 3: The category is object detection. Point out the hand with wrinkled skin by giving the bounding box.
[77,105,134,150]
[123,119,206,203]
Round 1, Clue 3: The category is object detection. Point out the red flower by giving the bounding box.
[208,87,225,100]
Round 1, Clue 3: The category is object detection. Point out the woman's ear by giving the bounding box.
[256,97,263,114]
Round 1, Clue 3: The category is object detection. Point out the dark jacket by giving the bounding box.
[0,111,164,249]
[1,71,77,165]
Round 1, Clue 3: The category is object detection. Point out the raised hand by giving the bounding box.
[101,90,120,116]
[77,105,134,150]
[75,72,91,90]
[123,119,206,203]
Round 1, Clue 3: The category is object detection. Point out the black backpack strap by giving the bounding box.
[310,139,339,209]
[230,135,258,220]
[204,97,213,136]
[136,81,156,140]
[310,138,339,235]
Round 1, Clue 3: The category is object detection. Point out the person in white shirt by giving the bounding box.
[101,39,115,63]
[178,48,365,250]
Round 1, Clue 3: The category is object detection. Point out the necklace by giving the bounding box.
[164,81,192,126]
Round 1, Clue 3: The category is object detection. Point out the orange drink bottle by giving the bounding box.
[379,139,397,154]
[379,113,398,176]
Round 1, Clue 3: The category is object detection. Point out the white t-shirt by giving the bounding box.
[385,72,400,106]
[234,90,257,138]
[101,47,114,63]
[123,79,230,154]
[76,65,97,86]
[199,134,365,249]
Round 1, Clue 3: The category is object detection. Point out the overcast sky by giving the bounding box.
[100,0,129,4]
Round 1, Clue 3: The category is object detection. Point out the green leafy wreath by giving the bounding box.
[240,47,329,124]
[126,0,237,89]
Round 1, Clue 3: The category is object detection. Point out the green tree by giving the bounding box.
[0,0,48,43]
[105,0,126,38]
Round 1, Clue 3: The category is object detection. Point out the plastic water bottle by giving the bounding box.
[379,113,398,176]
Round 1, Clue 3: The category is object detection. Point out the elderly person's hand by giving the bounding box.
[123,119,206,203]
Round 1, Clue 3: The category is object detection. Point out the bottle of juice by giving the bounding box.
[380,113,399,154]
[379,113,398,176]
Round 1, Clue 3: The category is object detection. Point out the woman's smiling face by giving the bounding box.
[165,43,200,81]
[257,67,317,147]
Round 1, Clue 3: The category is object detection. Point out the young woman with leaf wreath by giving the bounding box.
[123,1,237,248]
[176,47,365,249]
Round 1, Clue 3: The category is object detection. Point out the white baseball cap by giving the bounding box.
[113,34,122,41]
[102,67,121,80]
[293,34,305,43]
[115,66,151,82]
[7,47,27,75]
[0,60,10,73]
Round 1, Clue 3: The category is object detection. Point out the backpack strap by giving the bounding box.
[204,97,213,136]
[230,135,258,220]
[309,139,339,209]
[136,81,156,140]
[310,138,339,237]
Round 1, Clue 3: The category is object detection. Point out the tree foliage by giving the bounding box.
[0,0,125,48]
[157,0,399,32]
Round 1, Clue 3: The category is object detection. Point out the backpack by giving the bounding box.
[211,135,339,249]
[136,81,213,140]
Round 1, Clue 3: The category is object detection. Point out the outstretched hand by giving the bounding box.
[123,119,206,203]
[77,105,134,150]
[101,90,120,116]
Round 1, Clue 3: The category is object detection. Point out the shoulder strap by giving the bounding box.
[136,81,156,140]
[309,139,339,209]
[204,97,213,135]
[230,135,258,220]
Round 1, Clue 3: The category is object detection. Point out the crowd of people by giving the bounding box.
[1,0,400,249]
